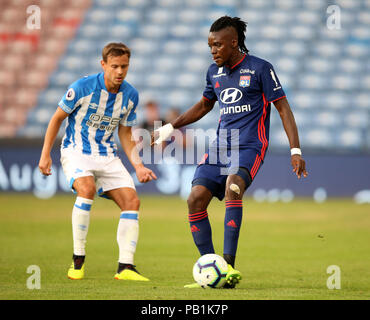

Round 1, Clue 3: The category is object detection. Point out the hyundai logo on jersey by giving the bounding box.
[220,88,243,104]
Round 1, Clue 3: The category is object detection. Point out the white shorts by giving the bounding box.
[60,148,135,198]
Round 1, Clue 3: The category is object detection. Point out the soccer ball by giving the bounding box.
[192,254,228,288]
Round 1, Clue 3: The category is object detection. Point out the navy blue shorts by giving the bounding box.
[192,148,264,200]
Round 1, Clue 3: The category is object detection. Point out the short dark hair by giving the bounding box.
[102,42,131,62]
[210,16,249,54]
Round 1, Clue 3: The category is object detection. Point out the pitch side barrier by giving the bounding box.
[0,139,369,202]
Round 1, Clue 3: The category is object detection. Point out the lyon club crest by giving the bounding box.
[239,75,250,87]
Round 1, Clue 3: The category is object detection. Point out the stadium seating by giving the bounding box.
[0,0,368,153]
[0,0,91,137]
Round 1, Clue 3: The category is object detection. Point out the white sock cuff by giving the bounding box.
[74,197,93,212]
[76,197,94,204]
[120,210,139,220]
[118,252,134,265]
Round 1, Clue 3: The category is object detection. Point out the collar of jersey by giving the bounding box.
[225,54,247,72]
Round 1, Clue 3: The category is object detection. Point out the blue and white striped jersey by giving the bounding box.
[58,72,138,157]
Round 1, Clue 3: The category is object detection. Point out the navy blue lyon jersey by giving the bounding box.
[203,54,286,160]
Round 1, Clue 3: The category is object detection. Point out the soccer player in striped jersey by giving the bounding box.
[39,42,156,281]
[153,16,308,288]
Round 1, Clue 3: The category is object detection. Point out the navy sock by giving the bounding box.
[189,211,215,255]
[224,200,243,257]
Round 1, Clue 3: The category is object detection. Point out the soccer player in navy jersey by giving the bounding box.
[153,16,308,288]
[39,43,156,281]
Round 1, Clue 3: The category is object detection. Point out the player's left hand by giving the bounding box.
[135,165,157,183]
[291,154,308,179]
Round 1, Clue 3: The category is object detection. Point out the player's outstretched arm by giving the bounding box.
[151,97,215,145]
[171,97,215,129]
[118,125,157,183]
[38,107,69,176]
[274,97,308,179]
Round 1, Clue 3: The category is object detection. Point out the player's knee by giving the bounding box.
[225,186,242,200]
[73,177,96,199]
[131,197,140,211]
[77,185,96,199]
[187,192,206,213]
[124,193,140,211]
[225,175,245,200]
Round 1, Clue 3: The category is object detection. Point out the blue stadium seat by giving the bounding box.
[116,8,142,24]
[147,8,175,24]
[324,92,351,110]
[304,128,335,148]
[291,91,322,109]
[77,23,107,40]
[275,57,300,74]
[337,129,363,149]
[269,128,290,148]
[109,24,136,39]
[343,112,369,129]
[162,40,189,55]
[302,0,326,10]
[314,41,342,58]
[37,89,67,106]
[177,9,204,24]
[331,74,359,91]
[59,55,89,72]
[84,8,113,24]
[138,24,167,39]
[289,25,315,41]
[49,71,81,88]
[355,93,370,110]
[345,42,369,59]
[129,55,153,72]
[304,57,332,73]
[298,74,330,91]
[183,56,210,73]
[315,111,342,128]
[130,38,160,55]
[26,106,55,126]
[17,124,48,138]
[291,110,312,128]
[280,41,307,57]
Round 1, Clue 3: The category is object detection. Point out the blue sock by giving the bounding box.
[189,211,215,255]
[224,200,243,256]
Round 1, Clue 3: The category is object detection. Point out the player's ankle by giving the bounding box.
[223,254,235,267]
[117,263,136,273]
[73,254,85,269]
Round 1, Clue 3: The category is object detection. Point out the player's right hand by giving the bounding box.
[135,165,157,183]
[38,155,52,176]
[151,123,174,146]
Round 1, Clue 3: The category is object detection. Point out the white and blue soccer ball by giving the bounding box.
[192,254,228,288]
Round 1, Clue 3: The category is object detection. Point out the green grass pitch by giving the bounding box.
[0,194,369,300]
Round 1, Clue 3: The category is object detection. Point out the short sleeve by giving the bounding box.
[260,62,286,103]
[202,68,217,101]
[58,80,83,114]
[120,90,138,127]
